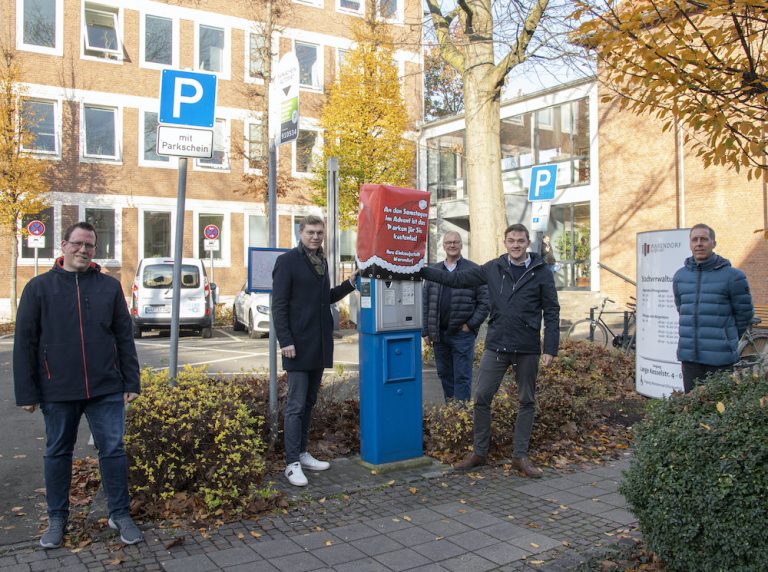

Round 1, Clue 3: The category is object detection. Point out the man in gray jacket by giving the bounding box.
[422,231,489,402]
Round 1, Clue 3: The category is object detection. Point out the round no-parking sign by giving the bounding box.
[27,220,45,236]
[204,224,219,240]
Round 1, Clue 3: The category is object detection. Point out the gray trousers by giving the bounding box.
[284,368,323,465]
[473,350,539,458]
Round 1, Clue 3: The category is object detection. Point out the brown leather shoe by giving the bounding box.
[510,456,543,478]
[454,452,487,470]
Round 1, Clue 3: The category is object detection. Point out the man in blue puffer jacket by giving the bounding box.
[673,223,753,393]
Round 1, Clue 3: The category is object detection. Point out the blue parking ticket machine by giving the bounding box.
[358,277,423,465]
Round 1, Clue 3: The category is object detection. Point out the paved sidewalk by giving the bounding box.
[0,454,637,571]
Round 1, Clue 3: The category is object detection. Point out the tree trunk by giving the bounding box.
[462,61,507,262]
[10,222,18,321]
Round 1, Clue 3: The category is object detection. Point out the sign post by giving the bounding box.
[528,165,558,254]
[27,220,46,277]
[157,69,217,384]
[203,224,220,285]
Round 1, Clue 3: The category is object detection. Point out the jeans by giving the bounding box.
[433,329,476,402]
[284,369,323,465]
[40,392,130,521]
[472,350,539,458]
[681,361,733,393]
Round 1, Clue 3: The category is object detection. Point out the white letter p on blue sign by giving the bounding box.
[528,165,558,202]
[159,69,217,128]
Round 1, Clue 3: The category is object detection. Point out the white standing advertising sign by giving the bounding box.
[635,229,690,397]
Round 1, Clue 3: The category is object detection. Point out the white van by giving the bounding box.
[131,258,216,339]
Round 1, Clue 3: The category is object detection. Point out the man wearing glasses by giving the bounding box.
[422,231,489,402]
[14,221,142,548]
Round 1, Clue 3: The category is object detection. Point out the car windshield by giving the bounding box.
[142,264,200,289]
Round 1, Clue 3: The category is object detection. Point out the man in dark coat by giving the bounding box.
[421,224,560,478]
[14,222,142,548]
[422,231,489,401]
[272,215,357,486]
[673,223,753,392]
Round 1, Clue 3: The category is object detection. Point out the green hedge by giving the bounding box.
[620,372,768,571]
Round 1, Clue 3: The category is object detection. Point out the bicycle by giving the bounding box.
[566,297,636,352]
[735,317,768,375]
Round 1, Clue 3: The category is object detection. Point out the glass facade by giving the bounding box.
[425,130,464,201]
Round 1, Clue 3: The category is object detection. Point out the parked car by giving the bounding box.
[131,258,216,339]
[233,283,270,338]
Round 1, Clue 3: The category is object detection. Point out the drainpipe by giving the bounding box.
[674,117,685,228]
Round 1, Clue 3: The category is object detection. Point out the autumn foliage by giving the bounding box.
[573,0,768,179]
[315,21,414,228]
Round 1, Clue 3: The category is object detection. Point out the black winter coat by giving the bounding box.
[14,260,140,405]
[272,247,355,371]
[421,257,489,341]
[421,253,560,355]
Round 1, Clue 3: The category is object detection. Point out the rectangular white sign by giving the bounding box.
[635,229,690,397]
[204,239,220,251]
[530,201,551,232]
[27,236,45,248]
[156,125,214,158]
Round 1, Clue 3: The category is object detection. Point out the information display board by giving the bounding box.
[635,229,690,397]
[248,247,290,292]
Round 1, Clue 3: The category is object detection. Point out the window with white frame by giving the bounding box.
[21,99,57,154]
[82,104,119,160]
[141,110,170,164]
[296,41,321,90]
[378,0,400,20]
[142,210,171,258]
[142,14,173,66]
[84,207,116,259]
[198,213,224,260]
[18,0,62,53]
[248,32,265,81]
[337,47,349,71]
[198,24,225,73]
[83,3,122,59]
[293,0,323,7]
[196,118,228,170]
[294,128,319,174]
[247,214,268,248]
[337,0,363,14]
[246,122,263,171]
[22,207,54,259]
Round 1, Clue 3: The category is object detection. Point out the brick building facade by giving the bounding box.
[1,0,423,303]
[597,84,767,306]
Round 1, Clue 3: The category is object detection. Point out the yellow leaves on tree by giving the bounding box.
[314,22,414,228]
[573,0,768,180]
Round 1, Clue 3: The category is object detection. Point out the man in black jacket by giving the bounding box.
[421,224,560,478]
[272,215,357,487]
[422,231,489,402]
[14,222,142,548]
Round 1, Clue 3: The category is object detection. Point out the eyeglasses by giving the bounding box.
[66,241,97,251]
[443,241,461,246]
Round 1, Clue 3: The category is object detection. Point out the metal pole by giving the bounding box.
[209,249,214,286]
[34,247,39,277]
[169,157,188,386]
[326,157,339,288]
[268,138,278,445]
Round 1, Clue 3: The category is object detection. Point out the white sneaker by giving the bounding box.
[299,452,330,471]
[285,462,308,486]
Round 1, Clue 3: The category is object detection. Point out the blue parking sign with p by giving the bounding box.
[159,69,217,128]
[528,165,558,201]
